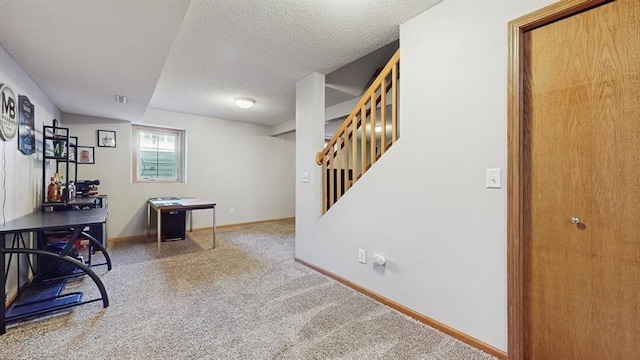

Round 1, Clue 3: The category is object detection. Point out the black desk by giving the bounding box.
[0,207,111,335]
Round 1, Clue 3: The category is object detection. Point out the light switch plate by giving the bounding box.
[486,168,502,189]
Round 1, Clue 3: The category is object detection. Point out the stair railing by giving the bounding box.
[316,49,400,213]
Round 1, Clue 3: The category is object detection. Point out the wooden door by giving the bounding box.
[510,0,640,358]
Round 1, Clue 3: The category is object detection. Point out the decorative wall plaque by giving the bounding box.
[18,95,35,154]
[0,83,17,141]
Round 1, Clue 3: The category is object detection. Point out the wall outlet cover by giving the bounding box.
[358,248,366,264]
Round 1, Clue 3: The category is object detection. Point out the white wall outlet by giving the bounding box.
[302,171,310,183]
[358,248,366,264]
[229,208,235,215]
[486,168,502,189]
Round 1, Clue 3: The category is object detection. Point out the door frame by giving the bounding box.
[506,0,611,358]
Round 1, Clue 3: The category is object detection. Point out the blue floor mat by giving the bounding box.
[10,279,66,306]
[6,279,83,321]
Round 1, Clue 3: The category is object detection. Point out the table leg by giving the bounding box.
[212,206,216,249]
[157,209,162,253]
[146,203,150,239]
[61,227,83,255]
[189,210,193,233]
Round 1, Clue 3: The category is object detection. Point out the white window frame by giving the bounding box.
[132,124,186,183]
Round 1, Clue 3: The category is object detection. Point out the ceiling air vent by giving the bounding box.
[115,95,127,104]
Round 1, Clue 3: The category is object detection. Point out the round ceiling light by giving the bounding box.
[235,97,256,109]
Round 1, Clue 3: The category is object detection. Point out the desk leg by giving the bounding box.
[157,209,162,253]
[146,203,150,239]
[1,234,6,335]
[62,228,83,255]
[212,207,216,249]
[189,210,193,233]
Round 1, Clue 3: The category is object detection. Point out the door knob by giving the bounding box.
[571,217,581,224]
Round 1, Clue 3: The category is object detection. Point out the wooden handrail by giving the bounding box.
[316,49,400,165]
[320,76,394,164]
[316,49,400,213]
[319,80,393,170]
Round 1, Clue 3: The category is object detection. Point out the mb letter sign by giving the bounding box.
[0,83,17,141]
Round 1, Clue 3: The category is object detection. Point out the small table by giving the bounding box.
[146,197,216,252]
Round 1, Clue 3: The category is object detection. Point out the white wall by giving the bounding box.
[0,44,61,302]
[295,72,325,258]
[295,0,554,351]
[63,108,295,238]
[0,46,61,218]
[270,119,295,136]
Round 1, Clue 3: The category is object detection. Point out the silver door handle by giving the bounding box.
[571,217,581,224]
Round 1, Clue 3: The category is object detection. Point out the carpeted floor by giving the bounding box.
[1,219,495,359]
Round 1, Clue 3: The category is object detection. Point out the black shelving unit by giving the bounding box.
[41,125,77,207]
[39,124,107,248]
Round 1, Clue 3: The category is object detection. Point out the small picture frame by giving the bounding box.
[77,146,95,164]
[97,129,116,148]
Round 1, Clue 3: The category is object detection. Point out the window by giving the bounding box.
[132,125,185,183]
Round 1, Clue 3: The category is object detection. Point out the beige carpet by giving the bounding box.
[0,219,496,359]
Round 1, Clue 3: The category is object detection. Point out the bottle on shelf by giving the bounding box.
[61,183,68,203]
[68,181,76,201]
[54,173,63,202]
[47,177,58,203]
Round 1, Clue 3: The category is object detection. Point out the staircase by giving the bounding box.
[316,49,400,213]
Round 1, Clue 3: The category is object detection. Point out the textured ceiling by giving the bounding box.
[0,0,190,123]
[0,0,442,126]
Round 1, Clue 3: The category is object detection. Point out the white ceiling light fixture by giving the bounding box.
[234,97,255,109]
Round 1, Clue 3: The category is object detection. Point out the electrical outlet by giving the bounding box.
[358,248,366,264]
[230,208,235,215]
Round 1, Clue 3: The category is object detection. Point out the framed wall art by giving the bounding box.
[77,146,95,164]
[97,129,116,148]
